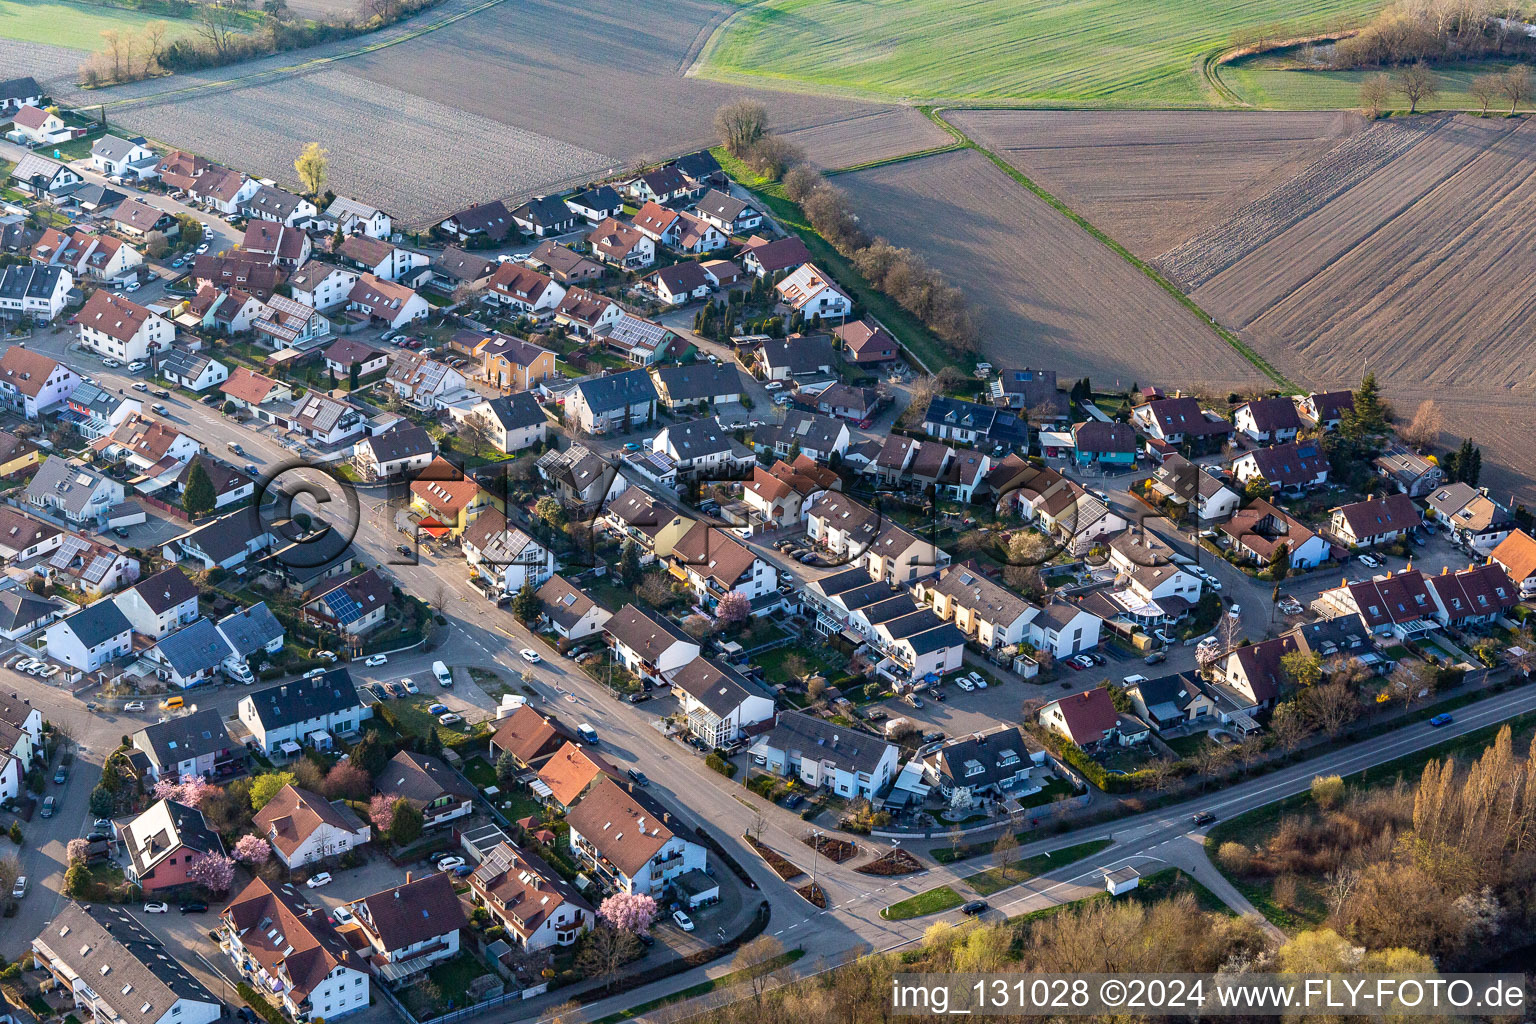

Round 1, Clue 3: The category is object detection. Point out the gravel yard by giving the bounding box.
[113,67,615,224]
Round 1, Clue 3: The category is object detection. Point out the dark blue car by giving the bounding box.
[1429,713,1454,727]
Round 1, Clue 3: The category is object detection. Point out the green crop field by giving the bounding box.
[699,0,1389,104]
[1221,53,1533,110]
[0,0,200,48]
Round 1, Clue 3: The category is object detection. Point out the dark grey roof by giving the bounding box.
[755,410,845,453]
[131,566,198,614]
[670,658,766,717]
[813,566,878,599]
[660,417,731,460]
[246,669,362,730]
[0,77,41,102]
[244,185,306,221]
[512,195,575,229]
[1127,672,1200,710]
[151,618,233,677]
[653,363,743,403]
[157,345,213,381]
[650,260,710,294]
[574,369,658,415]
[134,707,232,769]
[58,599,131,648]
[671,151,721,181]
[72,183,126,209]
[929,564,1032,624]
[925,395,997,433]
[904,622,967,655]
[0,265,64,303]
[536,575,598,630]
[0,589,61,633]
[90,134,145,163]
[936,726,1039,789]
[880,608,944,640]
[217,602,283,657]
[567,185,621,212]
[444,200,513,239]
[697,189,751,224]
[168,506,267,564]
[604,603,694,661]
[365,422,434,463]
[38,903,218,1024]
[379,750,473,806]
[759,335,834,375]
[757,710,891,774]
[485,392,544,432]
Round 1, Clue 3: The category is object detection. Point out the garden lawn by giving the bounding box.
[961,839,1112,896]
[424,955,493,1011]
[461,756,496,789]
[756,644,838,686]
[881,885,964,920]
[699,0,1386,104]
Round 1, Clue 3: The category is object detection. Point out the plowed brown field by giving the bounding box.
[783,108,952,170]
[951,109,1361,260]
[840,149,1267,392]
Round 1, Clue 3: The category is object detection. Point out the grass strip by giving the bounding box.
[592,949,807,1024]
[921,108,1294,391]
[710,146,959,375]
[961,838,1111,896]
[882,884,964,920]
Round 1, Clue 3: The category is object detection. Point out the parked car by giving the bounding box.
[202,393,222,405]
[40,797,54,818]
[303,667,326,679]
[332,905,355,925]
[427,703,448,715]
[153,389,170,399]
[244,463,258,475]
[764,381,783,391]
[1358,553,1381,568]
[124,700,146,712]
[102,358,121,368]
[306,872,332,888]
[53,767,67,784]
[960,900,988,916]
[1144,650,1166,665]
[402,679,419,694]
[179,901,208,914]
[903,693,924,709]
[956,677,975,692]
[365,655,388,667]
[436,856,466,871]
[626,768,649,787]
[143,902,169,913]
[314,650,337,662]
[132,382,149,392]
[968,672,988,688]
[94,819,113,831]
[672,909,695,931]
[438,712,463,725]
[127,361,147,372]
[11,877,24,899]
[113,526,130,539]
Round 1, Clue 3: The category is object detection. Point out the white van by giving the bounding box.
[432,661,453,687]
[1122,674,1149,688]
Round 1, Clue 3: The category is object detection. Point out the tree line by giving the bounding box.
[714,101,979,357]
[1332,0,1536,68]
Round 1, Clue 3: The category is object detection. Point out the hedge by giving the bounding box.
[705,751,737,778]
[237,984,286,1024]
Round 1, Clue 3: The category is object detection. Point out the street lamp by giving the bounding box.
[810,827,821,896]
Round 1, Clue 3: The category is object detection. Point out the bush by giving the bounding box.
[1310,774,1345,809]
[705,752,737,779]
[1215,841,1251,874]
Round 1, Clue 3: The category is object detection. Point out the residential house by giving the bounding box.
[922,727,1050,807]
[162,506,275,572]
[861,522,950,585]
[700,259,742,289]
[252,784,371,868]
[385,353,467,412]
[321,196,392,239]
[834,318,899,365]
[239,221,311,270]
[566,185,623,223]
[1233,397,1302,444]
[7,106,70,146]
[469,842,593,951]
[33,904,221,1024]
[427,246,496,293]
[344,873,466,983]
[377,751,474,829]
[1231,439,1330,495]
[643,261,712,305]
[0,588,64,642]
[9,153,81,196]
[1425,483,1514,555]
[1149,453,1241,522]
[481,334,557,390]
[806,492,881,561]
[526,240,603,285]
[438,201,514,243]
[457,393,547,454]
[554,288,621,338]
[1125,674,1218,730]
[1328,493,1422,549]
[742,457,838,529]
[695,189,762,235]
[487,263,566,316]
[214,603,285,679]
[237,670,372,755]
[143,617,239,688]
[815,384,880,424]
[192,254,282,301]
[71,182,127,214]
[740,235,812,279]
[0,264,71,323]
[1220,635,1296,712]
[668,658,775,747]
[33,227,140,282]
[651,364,743,411]
[288,261,359,312]
[252,294,331,351]
[301,569,392,640]
[604,603,700,686]
[512,195,579,237]
[242,185,318,228]
[597,313,679,366]
[0,429,41,478]
[565,776,707,896]
[536,575,611,641]
[670,212,727,255]
[114,198,178,239]
[289,393,364,447]
[1220,500,1331,569]
[923,396,999,447]
[409,456,489,537]
[188,167,257,215]
[129,708,236,782]
[1130,397,1233,454]
[336,233,424,282]
[989,368,1067,419]
[1374,445,1444,497]
[323,338,389,380]
[25,457,123,524]
[1310,571,1440,639]
[668,520,777,612]
[651,418,751,478]
[461,507,554,593]
[873,606,967,680]
[220,878,370,1022]
[775,263,852,321]
[1039,688,1145,750]
[44,599,132,671]
[94,415,201,477]
[1026,601,1102,659]
[76,291,172,363]
[672,150,726,192]
[754,409,849,461]
[754,334,835,383]
[347,274,429,329]
[1071,421,1137,467]
[602,485,694,561]
[118,799,225,891]
[113,566,199,639]
[1296,391,1354,431]
[626,166,691,205]
[0,77,43,116]
[915,562,1033,649]
[587,219,654,270]
[536,444,618,516]
[42,534,139,598]
[749,710,899,798]
[157,346,228,393]
[1423,563,1519,628]
[1491,530,1536,597]
[0,347,77,420]
[489,706,570,769]
[220,366,293,418]
[353,423,436,480]
[566,370,657,435]
[0,507,61,562]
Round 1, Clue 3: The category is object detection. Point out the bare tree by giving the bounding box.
[714,100,769,156]
[1307,680,1360,738]
[1322,867,1357,921]
[1394,63,1440,114]
[459,412,492,457]
[1401,399,1444,449]
[749,807,767,844]
[732,935,786,1006]
[196,1,244,58]
[140,20,169,74]
[991,826,1019,881]
[1360,73,1394,118]
[575,924,639,990]
[99,29,126,82]
[1470,72,1501,114]
[1502,64,1534,113]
